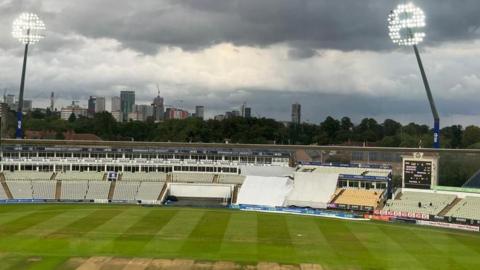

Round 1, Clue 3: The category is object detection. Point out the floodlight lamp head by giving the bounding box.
[12,13,46,45]
[388,3,426,46]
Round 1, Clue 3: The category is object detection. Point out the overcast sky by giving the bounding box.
[1,0,480,126]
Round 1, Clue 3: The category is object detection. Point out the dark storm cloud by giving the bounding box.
[2,0,480,127]
[4,0,480,55]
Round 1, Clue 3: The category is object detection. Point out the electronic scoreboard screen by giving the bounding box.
[404,160,432,189]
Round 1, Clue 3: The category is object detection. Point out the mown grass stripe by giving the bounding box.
[348,221,425,269]
[86,207,152,238]
[20,209,98,237]
[444,230,480,255]
[219,210,258,262]
[180,210,231,256]
[0,210,37,227]
[315,218,381,269]
[85,207,160,254]
[141,208,205,256]
[48,208,124,238]
[377,223,462,270]
[111,208,178,256]
[408,225,472,269]
[257,213,296,263]
[0,208,64,236]
[285,215,338,265]
[156,208,206,239]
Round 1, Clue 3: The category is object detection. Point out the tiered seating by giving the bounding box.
[121,172,167,182]
[85,181,111,200]
[61,181,88,200]
[0,185,7,199]
[330,188,344,201]
[135,182,165,201]
[6,181,33,199]
[3,171,53,181]
[56,171,105,181]
[32,181,56,199]
[113,181,140,201]
[171,173,214,183]
[218,174,245,184]
[383,191,456,215]
[333,188,383,208]
[446,196,480,220]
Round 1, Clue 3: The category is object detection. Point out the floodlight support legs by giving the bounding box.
[413,45,440,148]
[16,43,29,139]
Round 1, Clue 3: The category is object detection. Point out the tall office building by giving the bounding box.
[111,96,121,122]
[95,97,106,113]
[152,92,164,122]
[244,107,251,118]
[111,96,121,111]
[129,104,153,122]
[291,103,301,124]
[87,96,96,117]
[120,91,135,122]
[60,101,88,120]
[0,103,8,137]
[165,108,189,120]
[14,100,32,112]
[50,92,55,111]
[23,100,32,112]
[240,102,251,118]
[195,106,204,120]
[5,94,15,109]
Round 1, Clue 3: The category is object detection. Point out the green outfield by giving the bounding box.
[0,204,479,269]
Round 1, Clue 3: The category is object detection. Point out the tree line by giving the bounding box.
[2,109,480,149]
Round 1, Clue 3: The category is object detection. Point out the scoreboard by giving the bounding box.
[403,160,433,189]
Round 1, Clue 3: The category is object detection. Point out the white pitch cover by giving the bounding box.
[286,172,339,209]
[237,176,293,207]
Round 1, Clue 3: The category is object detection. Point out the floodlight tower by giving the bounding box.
[388,3,440,148]
[12,13,46,139]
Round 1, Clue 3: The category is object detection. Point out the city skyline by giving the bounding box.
[1,1,480,125]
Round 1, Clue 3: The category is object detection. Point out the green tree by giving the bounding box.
[320,116,340,144]
[382,119,402,137]
[462,126,480,147]
[68,113,77,123]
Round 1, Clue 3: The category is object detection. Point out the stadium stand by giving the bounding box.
[6,181,33,199]
[237,176,293,207]
[32,181,56,199]
[171,173,215,183]
[121,172,167,182]
[383,191,456,215]
[135,182,165,201]
[3,171,53,181]
[218,174,246,184]
[286,172,339,209]
[60,181,88,200]
[85,181,111,200]
[113,181,140,201]
[0,184,8,199]
[56,171,105,181]
[333,188,383,208]
[445,196,480,220]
